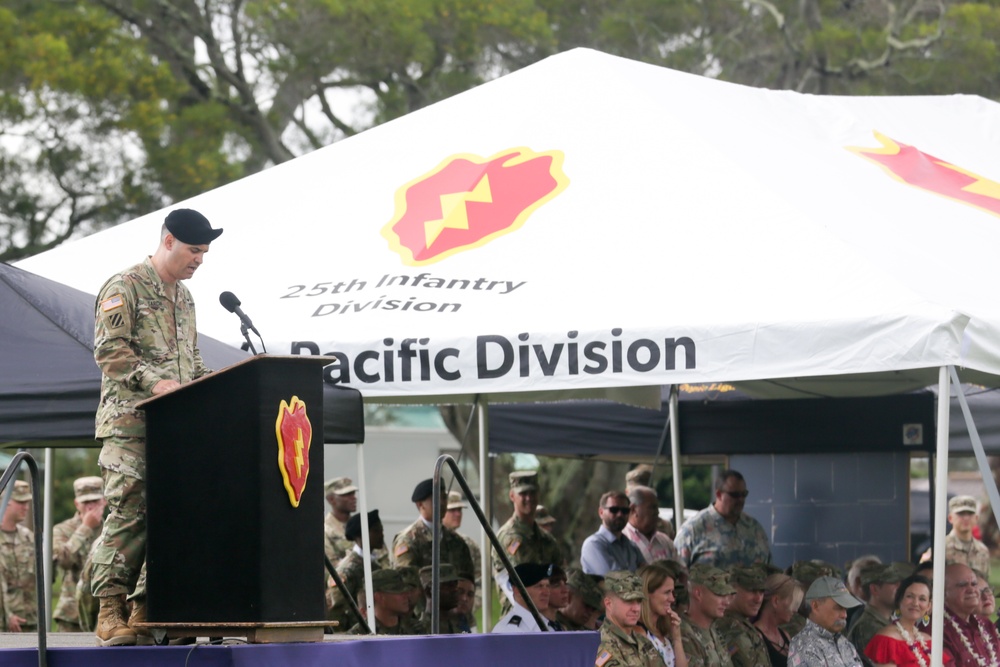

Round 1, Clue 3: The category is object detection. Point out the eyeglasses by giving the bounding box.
[723,490,750,499]
[603,506,630,515]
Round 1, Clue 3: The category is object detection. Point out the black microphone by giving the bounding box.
[219,291,259,335]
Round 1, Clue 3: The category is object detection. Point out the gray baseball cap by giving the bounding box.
[805,576,862,608]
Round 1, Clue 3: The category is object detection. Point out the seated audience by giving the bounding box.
[637,562,687,666]
[494,563,557,633]
[864,574,949,667]
[754,573,805,667]
[595,570,663,667]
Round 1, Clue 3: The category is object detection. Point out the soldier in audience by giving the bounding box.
[680,564,735,667]
[0,481,36,633]
[845,562,903,664]
[52,476,105,633]
[392,479,473,578]
[324,476,358,564]
[494,562,559,633]
[558,568,604,631]
[716,564,770,667]
[329,509,383,632]
[594,570,663,667]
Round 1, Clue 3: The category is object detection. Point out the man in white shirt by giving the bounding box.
[493,563,558,633]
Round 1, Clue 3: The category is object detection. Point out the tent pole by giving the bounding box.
[478,399,491,633]
[44,447,53,632]
[356,442,376,633]
[669,386,684,526]
[950,368,1000,541]
[931,366,950,667]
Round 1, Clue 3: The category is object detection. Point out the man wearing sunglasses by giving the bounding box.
[580,491,646,575]
[675,469,771,570]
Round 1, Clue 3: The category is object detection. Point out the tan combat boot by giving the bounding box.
[128,596,155,646]
[95,595,137,646]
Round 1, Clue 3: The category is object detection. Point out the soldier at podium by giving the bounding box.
[91,208,223,646]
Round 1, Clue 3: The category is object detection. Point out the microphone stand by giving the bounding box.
[240,322,258,355]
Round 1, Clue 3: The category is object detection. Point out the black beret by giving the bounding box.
[514,563,554,588]
[164,208,223,245]
[411,478,444,503]
[344,509,380,541]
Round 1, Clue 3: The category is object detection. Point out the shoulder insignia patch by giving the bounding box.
[507,539,521,555]
[100,294,124,312]
[394,543,409,557]
[509,615,521,626]
[596,650,611,667]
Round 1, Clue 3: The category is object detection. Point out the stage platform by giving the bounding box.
[1,631,601,666]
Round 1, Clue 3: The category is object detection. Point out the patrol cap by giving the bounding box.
[859,562,904,588]
[164,208,223,245]
[344,509,380,541]
[805,576,863,608]
[446,491,467,510]
[604,570,646,601]
[325,476,358,496]
[372,569,410,595]
[791,560,836,587]
[625,465,653,488]
[419,563,461,589]
[73,476,104,502]
[949,495,978,514]
[567,568,604,609]
[509,471,538,493]
[729,565,766,591]
[513,563,553,588]
[10,480,31,502]
[535,505,555,526]
[689,564,736,596]
[411,478,444,503]
[395,566,422,590]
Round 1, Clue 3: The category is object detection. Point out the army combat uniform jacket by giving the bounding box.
[52,514,100,628]
[681,616,735,667]
[391,517,474,576]
[0,525,36,631]
[596,621,664,667]
[716,612,773,667]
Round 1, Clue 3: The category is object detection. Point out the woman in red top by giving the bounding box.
[864,574,952,667]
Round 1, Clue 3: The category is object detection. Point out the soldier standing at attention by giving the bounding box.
[493,471,563,609]
[715,565,771,667]
[0,481,36,632]
[91,209,222,646]
[391,479,474,578]
[944,496,991,579]
[674,470,770,570]
[324,477,358,564]
[595,570,663,667]
[52,476,106,632]
[680,564,736,667]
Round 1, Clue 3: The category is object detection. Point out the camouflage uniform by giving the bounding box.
[595,571,663,667]
[716,613,772,667]
[944,532,990,578]
[0,516,36,631]
[329,547,381,632]
[681,614,735,667]
[76,539,100,632]
[324,513,351,564]
[844,605,888,666]
[52,513,101,631]
[674,505,770,569]
[493,514,564,613]
[788,619,864,667]
[391,518,474,577]
[92,257,211,600]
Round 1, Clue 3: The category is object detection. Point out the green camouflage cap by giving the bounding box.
[395,566,422,590]
[604,570,645,601]
[689,564,736,596]
[535,504,556,525]
[566,568,604,609]
[859,563,905,587]
[891,561,916,579]
[509,470,538,493]
[372,569,410,594]
[791,560,836,587]
[419,563,461,589]
[10,480,31,502]
[73,476,104,502]
[949,495,978,514]
[729,565,766,591]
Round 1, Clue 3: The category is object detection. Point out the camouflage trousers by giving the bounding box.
[91,437,147,600]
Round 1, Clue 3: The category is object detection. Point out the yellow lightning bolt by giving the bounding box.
[293,427,305,476]
[424,174,493,248]
[950,164,1000,200]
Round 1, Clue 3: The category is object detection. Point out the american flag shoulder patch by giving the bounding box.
[596,650,611,667]
[101,294,124,311]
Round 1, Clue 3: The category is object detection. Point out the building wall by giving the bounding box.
[733,452,910,568]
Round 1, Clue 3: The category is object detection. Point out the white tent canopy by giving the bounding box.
[18,49,1000,649]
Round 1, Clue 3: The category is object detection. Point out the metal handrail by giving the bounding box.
[431,454,548,634]
[0,451,48,667]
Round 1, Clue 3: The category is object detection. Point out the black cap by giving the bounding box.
[514,563,554,588]
[411,478,444,503]
[164,208,223,244]
[344,509,380,541]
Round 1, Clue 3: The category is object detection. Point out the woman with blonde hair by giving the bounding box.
[753,572,804,667]
[637,563,687,667]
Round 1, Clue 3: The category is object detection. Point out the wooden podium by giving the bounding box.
[137,354,331,643]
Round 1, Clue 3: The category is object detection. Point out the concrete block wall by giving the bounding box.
[733,452,910,569]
